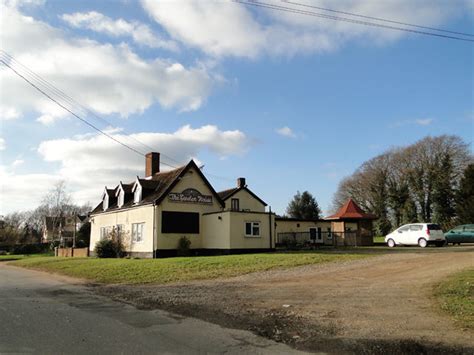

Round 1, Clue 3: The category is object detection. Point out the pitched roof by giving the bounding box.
[218,187,239,200]
[91,160,224,215]
[325,199,377,220]
[217,186,267,206]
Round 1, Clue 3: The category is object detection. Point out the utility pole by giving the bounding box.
[72,212,77,248]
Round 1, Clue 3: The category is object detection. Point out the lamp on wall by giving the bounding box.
[218,216,222,220]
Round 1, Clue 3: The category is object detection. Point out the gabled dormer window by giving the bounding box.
[117,190,124,208]
[102,192,109,211]
[116,183,125,208]
[134,184,142,204]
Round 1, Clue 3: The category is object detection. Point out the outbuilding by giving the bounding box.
[275,199,377,247]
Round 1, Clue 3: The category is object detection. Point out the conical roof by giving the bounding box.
[325,198,377,220]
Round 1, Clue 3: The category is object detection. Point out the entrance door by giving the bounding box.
[309,228,323,243]
[317,227,323,243]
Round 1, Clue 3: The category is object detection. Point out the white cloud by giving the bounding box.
[11,159,24,167]
[61,11,178,51]
[276,126,296,138]
[391,118,434,128]
[0,138,5,151]
[0,107,21,121]
[0,3,214,125]
[415,118,433,126]
[141,0,463,58]
[0,124,248,214]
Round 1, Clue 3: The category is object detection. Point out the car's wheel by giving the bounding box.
[387,239,396,248]
[418,238,428,248]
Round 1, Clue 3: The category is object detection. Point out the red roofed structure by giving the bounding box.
[324,199,378,246]
[325,198,377,220]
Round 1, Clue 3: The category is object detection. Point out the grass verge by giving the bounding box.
[434,269,473,329]
[10,252,370,285]
[0,253,53,262]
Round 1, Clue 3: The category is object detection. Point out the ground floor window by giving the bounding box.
[132,223,145,242]
[245,222,260,237]
[327,227,332,239]
[162,211,199,234]
[100,226,111,240]
[116,224,124,237]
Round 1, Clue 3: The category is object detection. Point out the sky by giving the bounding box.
[0,0,473,216]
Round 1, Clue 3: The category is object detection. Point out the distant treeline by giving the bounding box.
[333,135,473,234]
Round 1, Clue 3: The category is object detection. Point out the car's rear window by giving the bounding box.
[428,224,442,230]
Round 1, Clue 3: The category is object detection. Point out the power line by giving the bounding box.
[0,50,181,168]
[234,0,474,42]
[281,0,474,38]
[1,58,147,158]
[0,52,235,183]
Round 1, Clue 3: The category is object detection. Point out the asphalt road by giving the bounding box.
[0,264,304,355]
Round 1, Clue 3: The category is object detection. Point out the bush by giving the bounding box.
[11,243,51,255]
[94,239,124,258]
[177,236,191,256]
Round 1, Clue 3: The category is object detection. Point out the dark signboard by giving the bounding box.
[168,188,213,205]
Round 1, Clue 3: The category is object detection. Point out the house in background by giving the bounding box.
[275,199,377,247]
[43,215,88,244]
[89,152,275,258]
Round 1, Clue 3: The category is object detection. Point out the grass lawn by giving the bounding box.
[434,269,474,329]
[0,253,53,262]
[10,252,371,285]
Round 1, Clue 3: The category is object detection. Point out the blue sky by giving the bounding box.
[0,0,473,216]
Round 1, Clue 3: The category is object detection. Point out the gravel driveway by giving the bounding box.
[96,247,474,354]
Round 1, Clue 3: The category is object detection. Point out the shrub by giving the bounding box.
[94,227,129,258]
[177,236,191,256]
[94,239,123,258]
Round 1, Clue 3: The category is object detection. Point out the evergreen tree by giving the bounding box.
[455,164,474,224]
[433,153,456,228]
[286,191,321,220]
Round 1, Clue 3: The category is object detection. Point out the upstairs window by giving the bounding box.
[117,190,124,208]
[231,198,240,211]
[134,185,142,204]
[103,195,109,211]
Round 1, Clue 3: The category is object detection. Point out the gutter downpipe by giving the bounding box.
[153,204,156,259]
[269,206,273,251]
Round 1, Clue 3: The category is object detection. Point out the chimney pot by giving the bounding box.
[237,177,246,188]
[145,152,160,178]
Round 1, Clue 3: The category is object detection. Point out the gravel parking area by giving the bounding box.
[95,246,474,354]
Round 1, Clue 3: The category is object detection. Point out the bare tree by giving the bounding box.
[332,135,472,231]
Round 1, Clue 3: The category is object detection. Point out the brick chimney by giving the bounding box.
[145,152,160,178]
[237,177,246,188]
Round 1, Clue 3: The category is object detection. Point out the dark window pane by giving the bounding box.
[245,223,252,235]
[162,211,199,234]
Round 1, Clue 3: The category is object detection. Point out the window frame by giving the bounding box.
[245,221,261,238]
[231,198,240,211]
[131,222,145,243]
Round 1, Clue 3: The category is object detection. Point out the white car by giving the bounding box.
[385,223,445,248]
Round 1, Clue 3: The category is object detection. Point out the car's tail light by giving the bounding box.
[426,228,430,236]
